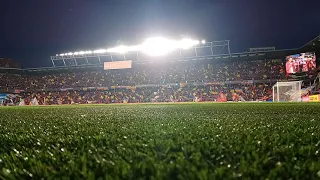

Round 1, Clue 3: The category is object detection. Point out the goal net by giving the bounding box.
[272,81,302,102]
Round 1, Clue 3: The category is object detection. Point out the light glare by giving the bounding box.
[141,37,174,56]
[57,37,201,57]
[107,46,129,54]
[93,49,107,54]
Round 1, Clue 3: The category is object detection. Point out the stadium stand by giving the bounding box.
[18,83,273,105]
[0,58,287,105]
[3,32,320,106]
[1,59,285,90]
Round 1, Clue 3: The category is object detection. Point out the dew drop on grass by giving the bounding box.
[4,168,11,174]
[109,161,115,166]
[23,169,33,177]
[13,148,20,154]
[48,151,53,157]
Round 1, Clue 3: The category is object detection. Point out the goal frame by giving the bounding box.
[272,81,303,102]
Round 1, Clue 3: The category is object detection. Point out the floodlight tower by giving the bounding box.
[50,38,231,67]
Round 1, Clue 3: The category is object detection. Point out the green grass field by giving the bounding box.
[1,103,320,179]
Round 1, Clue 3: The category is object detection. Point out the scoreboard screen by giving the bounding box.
[285,52,316,74]
[104,60,132,70]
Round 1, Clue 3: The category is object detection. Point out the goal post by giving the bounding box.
[272,81,302,102]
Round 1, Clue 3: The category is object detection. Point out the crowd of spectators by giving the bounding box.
[214,59,285,81]
[0,59,289,104]
[20,83,273,105]
[0,59,285,91]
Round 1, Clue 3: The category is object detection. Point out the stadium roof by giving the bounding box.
[300,34,320,51]
[1,35,319,71]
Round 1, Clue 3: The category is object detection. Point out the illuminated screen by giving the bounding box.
[104,60,132,70]
[285,52,316,74]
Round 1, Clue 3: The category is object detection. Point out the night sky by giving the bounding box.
[1,0,320,68]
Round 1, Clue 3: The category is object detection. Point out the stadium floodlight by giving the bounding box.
[56,37,201,57]
[140,37,199,56]
[140,37,174,56]
[201,40,206,44]
[128,45,141,52]
[177,38,200,49]
[107,45,129,54]
[93,49,107,54]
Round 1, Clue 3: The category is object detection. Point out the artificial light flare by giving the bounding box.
[56,37,202,57]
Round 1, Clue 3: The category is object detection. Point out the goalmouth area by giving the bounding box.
[1,102,320,179]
